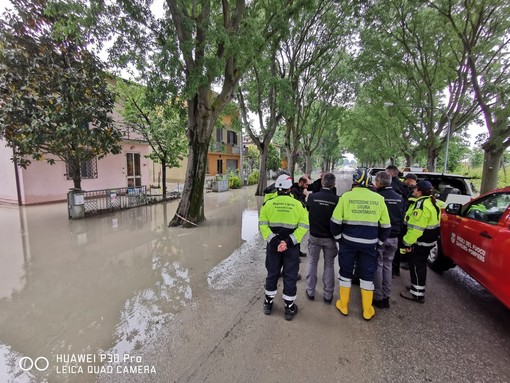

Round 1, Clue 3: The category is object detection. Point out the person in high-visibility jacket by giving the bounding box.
[259,174,309,321]
[399,180,441,303]
[330,168,391,320]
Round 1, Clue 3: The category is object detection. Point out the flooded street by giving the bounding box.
[2,171,509,383]
[0,186,262,383]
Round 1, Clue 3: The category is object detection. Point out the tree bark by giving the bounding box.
[169,93,215,227]
[480,146,504,194]
[305,153,312,175]
[161,159,167,198]
[405,154,413,168]
[426,147,438,172]
[286,148,296,180]
[71,159,81,189]
[257,147,268,196]
[169,140,209,227]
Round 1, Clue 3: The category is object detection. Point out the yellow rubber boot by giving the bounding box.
[361,289,375,321]
[335,287,350,316]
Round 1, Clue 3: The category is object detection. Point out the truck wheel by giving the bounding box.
[427,241,455,272]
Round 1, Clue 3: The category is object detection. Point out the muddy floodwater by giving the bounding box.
[0,186,262,383]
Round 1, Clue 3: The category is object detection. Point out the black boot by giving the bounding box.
[263,295,274,315]
[284,300,298,321]
[373,299,385,309]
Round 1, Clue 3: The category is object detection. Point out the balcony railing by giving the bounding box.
[210,142,241,154]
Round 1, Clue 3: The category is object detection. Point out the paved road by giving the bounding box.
[100,237,510,383]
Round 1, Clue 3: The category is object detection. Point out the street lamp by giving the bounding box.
[383,102,451,173]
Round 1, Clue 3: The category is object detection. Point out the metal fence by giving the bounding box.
[80,185,185,217]
[81,186,149,216]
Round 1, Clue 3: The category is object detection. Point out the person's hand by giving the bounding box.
[277,241,287,252]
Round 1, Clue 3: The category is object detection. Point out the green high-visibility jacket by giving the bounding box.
[259,193,309,246]
[402,196,441,247]
[330,186,391,248]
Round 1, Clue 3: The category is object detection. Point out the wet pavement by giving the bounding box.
[1,172,510,383]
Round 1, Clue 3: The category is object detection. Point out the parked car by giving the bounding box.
[368,167,474,205]
[367,167,387,179]
[402,169,474,205]
[428,186,510,309]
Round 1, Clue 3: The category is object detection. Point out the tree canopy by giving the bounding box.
[0,0,122,189]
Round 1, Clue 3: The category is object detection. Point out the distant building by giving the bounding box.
[162,114,242,184]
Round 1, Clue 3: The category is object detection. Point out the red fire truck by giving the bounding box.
[428,187,510,309]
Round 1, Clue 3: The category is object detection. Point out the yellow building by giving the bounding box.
[155,115,241,185]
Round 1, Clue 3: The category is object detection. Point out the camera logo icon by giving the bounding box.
[19,357,49,372]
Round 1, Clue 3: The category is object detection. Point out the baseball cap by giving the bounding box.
[416,180,433,192]
[403,173,417,181]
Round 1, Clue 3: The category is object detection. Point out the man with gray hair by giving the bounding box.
[305,172,339,304]
[373,171,404,309]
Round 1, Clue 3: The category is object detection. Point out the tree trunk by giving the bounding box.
[480,147,504,194]
[169,140,209,227]
[405,154,413,168]
[256,147,268,196]
[73,177,81,190]
[70,159,81,189]
[169,94,214,227]
[426,147,438,173]
[305,153,312,175]
[161,159,167,198]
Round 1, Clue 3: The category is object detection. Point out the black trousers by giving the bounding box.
[408,245,433,297]
[265,243,300,300]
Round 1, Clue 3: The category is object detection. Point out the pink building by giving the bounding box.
[0,127,150,206]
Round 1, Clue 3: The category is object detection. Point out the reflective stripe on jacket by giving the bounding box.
[402,196,440,247]
[330,186,391,248]
[259,193,309,245]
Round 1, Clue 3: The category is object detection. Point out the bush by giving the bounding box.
[248,170,259,185]
[229,174,242,189]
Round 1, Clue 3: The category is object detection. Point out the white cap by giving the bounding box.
[275,174,292,190]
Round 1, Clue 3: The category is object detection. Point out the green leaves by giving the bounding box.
[0,0,122,188]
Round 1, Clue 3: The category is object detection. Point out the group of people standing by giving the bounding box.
[258,165,441,321]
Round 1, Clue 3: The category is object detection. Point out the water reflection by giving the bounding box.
[241,209,259,242]
[0,186,262,382]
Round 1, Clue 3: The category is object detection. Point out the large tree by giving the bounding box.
[0,0,122,189]
[428,0,510,193]
[94,0,305,227]
[277,0,354,179]
[358,0,478,171]
[237,40,282,196]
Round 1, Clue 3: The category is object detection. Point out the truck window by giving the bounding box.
[464,192,510,225]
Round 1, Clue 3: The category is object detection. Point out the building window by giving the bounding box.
[227,131,238,145]
[66,158,98,180]
[216,127,224,142]
[126,153,142,187]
